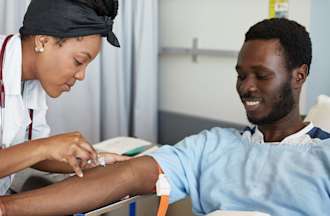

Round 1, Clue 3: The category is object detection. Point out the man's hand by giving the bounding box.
[98,152,131,164]
[79,152,131,169]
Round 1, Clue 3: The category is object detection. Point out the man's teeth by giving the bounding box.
[246,101,260,106]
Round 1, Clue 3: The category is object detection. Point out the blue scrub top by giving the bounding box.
[149,126,330,216]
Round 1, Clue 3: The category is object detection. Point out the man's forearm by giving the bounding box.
[0,156,159,216]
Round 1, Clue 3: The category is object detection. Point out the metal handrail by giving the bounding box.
[159,38,238,62]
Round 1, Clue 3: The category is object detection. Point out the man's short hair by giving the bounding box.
[245,18,312,75]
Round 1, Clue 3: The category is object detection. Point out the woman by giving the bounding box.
[0,0,127,195]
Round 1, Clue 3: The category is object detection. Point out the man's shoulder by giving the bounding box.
[206,127,243,139]
[170,127,244,151]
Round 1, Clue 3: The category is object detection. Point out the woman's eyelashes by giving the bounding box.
[74,58,83,66]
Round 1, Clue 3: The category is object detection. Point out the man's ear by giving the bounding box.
[292,64,308,89]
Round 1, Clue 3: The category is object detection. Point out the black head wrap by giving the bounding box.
[19,0,120,47]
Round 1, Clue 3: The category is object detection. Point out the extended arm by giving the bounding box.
[0,156,159,216]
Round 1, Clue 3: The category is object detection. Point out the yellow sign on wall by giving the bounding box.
[269,0,289,18]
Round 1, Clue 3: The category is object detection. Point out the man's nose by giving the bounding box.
[239,76,257,93]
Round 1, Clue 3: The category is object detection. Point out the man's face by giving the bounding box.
[235,39,295,125]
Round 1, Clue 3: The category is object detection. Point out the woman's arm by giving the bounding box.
[0,156,159,216]
[0,132,97,178]
[0,139,47,178]
[32,160,75,173]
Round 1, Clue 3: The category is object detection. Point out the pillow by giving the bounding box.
[305,95,330,132]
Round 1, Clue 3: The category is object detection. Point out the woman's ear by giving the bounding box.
[292,64,308,89]
[34,35,49,53]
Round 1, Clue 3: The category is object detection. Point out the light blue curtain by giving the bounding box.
[0,0,30,33]
[98,0,159,142]
[0,0,159,144]
[132,0,159,142]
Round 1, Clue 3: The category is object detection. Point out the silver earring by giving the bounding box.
[35,47,44,53]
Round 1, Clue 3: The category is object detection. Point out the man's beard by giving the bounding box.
[247,80,295,125]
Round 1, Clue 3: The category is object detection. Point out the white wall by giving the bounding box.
[159,0,311,125]
[307,0,330,109]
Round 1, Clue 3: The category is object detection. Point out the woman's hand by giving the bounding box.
[40,132,97,177]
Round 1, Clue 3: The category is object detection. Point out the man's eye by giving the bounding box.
[256,75,268,80]
[237,75,245,80]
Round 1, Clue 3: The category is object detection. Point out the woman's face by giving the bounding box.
[34,35,102,98]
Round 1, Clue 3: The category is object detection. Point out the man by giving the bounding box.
[1,18,330,216]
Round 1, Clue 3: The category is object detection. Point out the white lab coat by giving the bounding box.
[0,34,50,195]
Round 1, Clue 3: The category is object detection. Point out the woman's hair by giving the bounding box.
[20,0,120,47]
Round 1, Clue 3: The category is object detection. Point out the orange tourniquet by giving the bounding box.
[156,166,169,216]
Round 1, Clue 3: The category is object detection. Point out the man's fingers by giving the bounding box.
[98,152,131,164]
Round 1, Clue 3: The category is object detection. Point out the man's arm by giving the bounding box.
[0,156,159,216]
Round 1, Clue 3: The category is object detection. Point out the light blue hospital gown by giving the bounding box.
[149,123,330,216]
